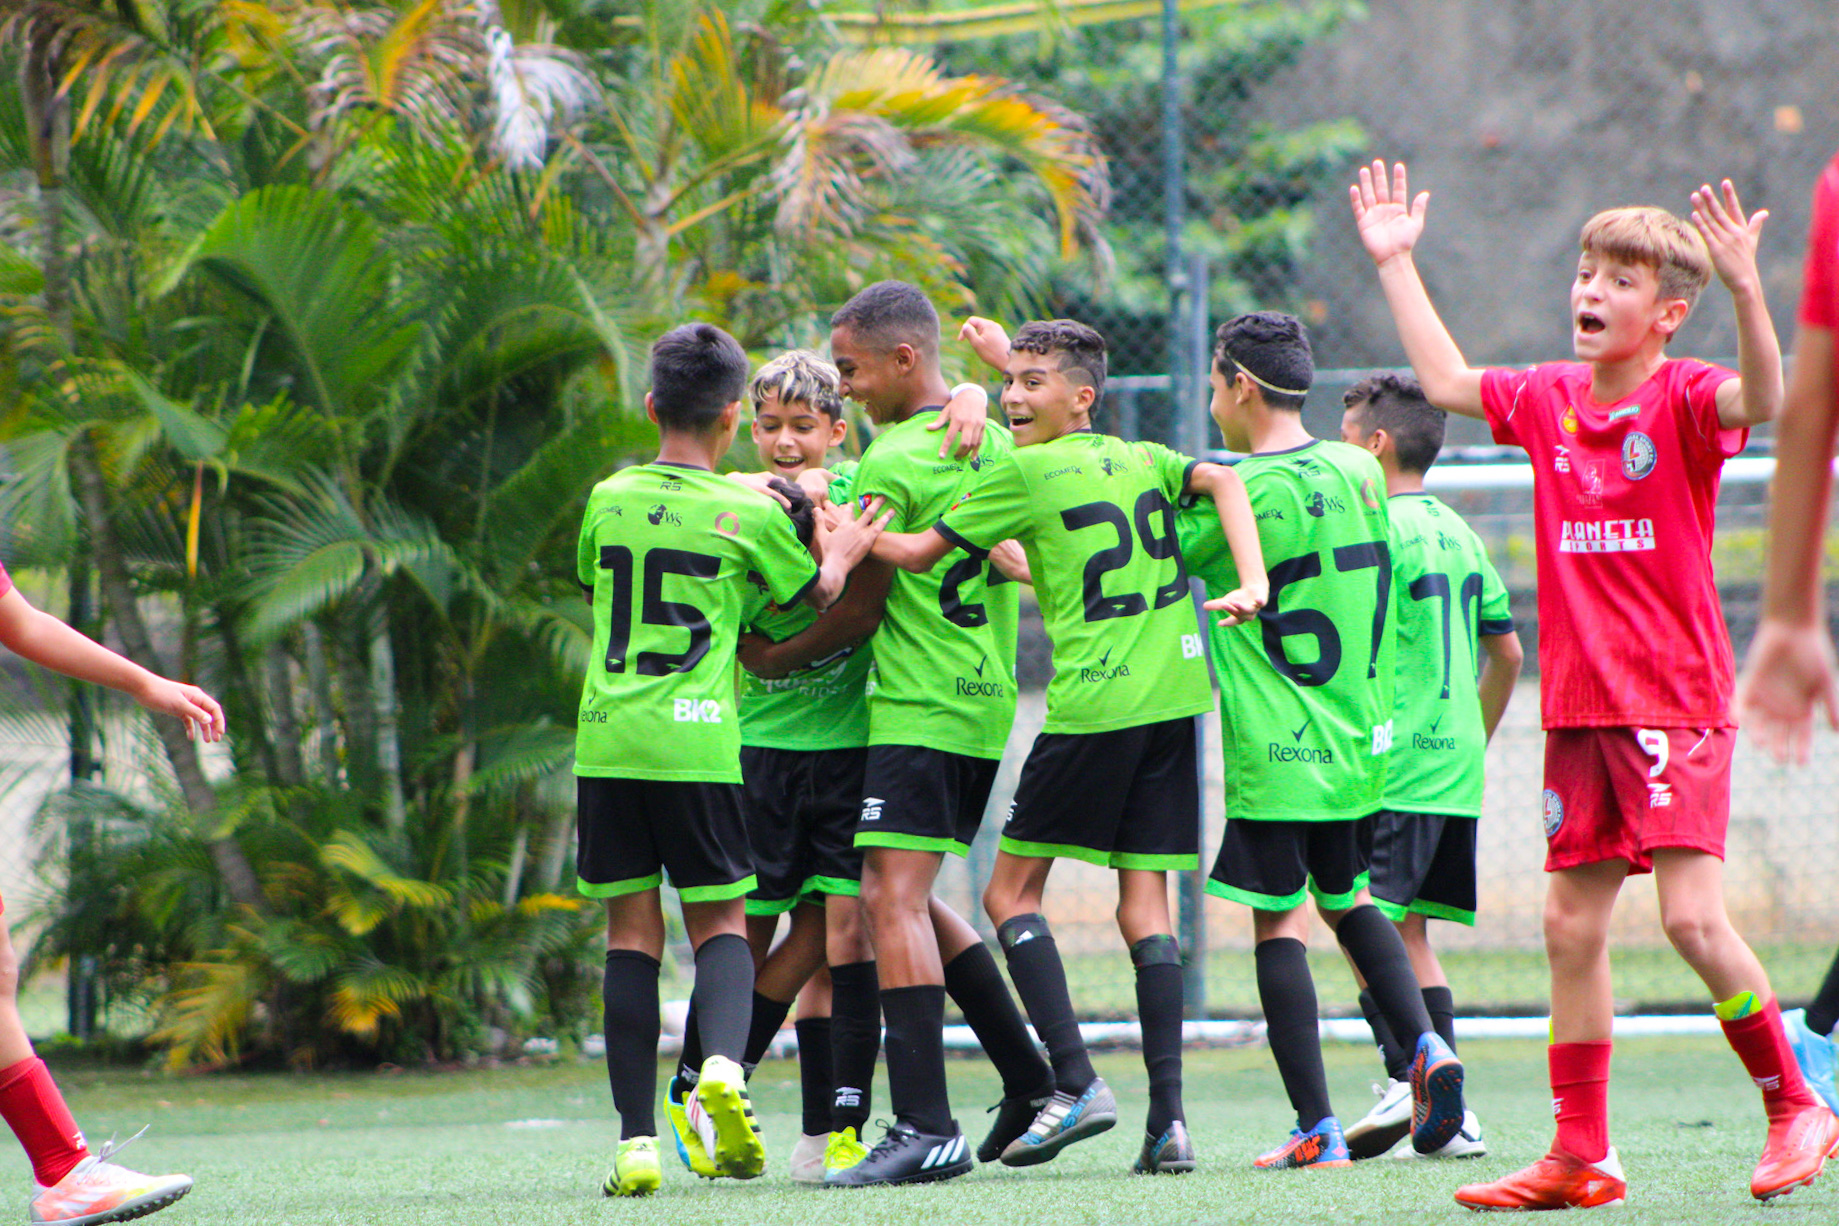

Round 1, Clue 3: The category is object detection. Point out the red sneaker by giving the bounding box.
[1752,1103,1839,1201]
[1454,1147,1625,1211]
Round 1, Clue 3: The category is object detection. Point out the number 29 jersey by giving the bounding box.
[1176,440,1394,823]
[574,463,820,783]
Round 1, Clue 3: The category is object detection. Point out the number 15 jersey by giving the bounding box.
[1177,440,1394,823]
[574,463,819,783]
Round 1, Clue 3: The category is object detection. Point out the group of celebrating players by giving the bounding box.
[0,150,1834,1225]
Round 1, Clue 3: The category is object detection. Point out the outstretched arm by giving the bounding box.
[0,587,225,741]
[1350,160,1486,419]
[1187,463,1268,624]
[1694,179,1784,430]
[1478,630,1524,743]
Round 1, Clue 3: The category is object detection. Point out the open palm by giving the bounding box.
[1351,160,1429,266]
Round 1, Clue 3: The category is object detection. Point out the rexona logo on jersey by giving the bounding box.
[1559,518,1656,553]
[673,699,722,723]
[1079,647,1130,683]
[1268,717,1333,764]
[955,655,1006,698]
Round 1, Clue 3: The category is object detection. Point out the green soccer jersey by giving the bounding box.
[1383,493,1514,817]
[1176,439,1395,822]
[938,432,1212,734]
[574,462,820,782]
[853,409,1019,759]
[739,463,873,752]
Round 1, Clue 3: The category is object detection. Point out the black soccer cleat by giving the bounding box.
[976,1085,1053,1163]
[824,1122,974,1187]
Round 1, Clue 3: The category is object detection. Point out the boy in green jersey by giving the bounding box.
[578,323,885,1197]
[876,317,1266,1174]
[1334,372,1524,1161]
[822,281,1056,1188]
[1174,312,1465,1170]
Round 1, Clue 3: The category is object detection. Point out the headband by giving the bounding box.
[1228,355,1309,399]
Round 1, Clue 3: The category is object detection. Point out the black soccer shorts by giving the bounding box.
[854,745,1001,857]
[1367,810,1479,926]
[740,745,869,916]
[999,716,1200,870]
[575,776,754,902]
[1206,814,1376,912]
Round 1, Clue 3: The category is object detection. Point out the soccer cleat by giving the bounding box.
[665,1073,723,1178]
[1253,1116,1353,1170]
[788,1132,829,1185]
[1391,1110,1485,1159]
[1751,1102,1839,1201]
[1346,1078,1413,1160]
[824,1126,870,1175]
[824,1121,973,1187]
[976,1086,1053,1162]
[1132,1121,1197,1175]
[602,1136,661,1197]
[1784,1008,1839,1116]
[29,1132,193,1226]
[1454,1147,1626,1211]
[1409,1032,1466,1154]
[692,1055,766,1179]
[999,1078,1118,1167]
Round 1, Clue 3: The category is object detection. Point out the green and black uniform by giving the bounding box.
[574,462,818,901]
[1368,493,1513,926]
[853,409,1020,856]
[739,463,872,914]
[1177,440,1395,910]
[938,431,1212,868]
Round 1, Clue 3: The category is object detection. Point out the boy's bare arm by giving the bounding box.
[1478,630,1524,743]
[805,497,890,610]
[1351,161,1486,419]
[740,559,895,680]
[870,526,958,574]
[0,587,226,740]
[927,382,990,460]
[959,317,1012,370]
[1187,463,1268,623]
[1693,180,1785,430]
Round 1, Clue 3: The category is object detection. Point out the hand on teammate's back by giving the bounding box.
[1350,160,1430,268]
[1690,179,1769,293]
[1737,620,1839,766]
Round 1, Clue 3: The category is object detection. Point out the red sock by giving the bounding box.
[1549,1041,1612,1162]
[1721,997,1817,1122]
[0,1058,88,1186]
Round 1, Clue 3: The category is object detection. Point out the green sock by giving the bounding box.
[1713,990,1763,1021]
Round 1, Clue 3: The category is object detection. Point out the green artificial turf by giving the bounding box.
[29,1036,1839,1224]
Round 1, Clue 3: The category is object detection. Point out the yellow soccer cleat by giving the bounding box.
[665,1074,724,1179]
[603,1136,661,1198]
[824,1125,870,1175]
[693,1055,766,1179]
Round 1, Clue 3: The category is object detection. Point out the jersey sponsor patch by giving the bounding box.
[1558,518,1655,553]
[1621,431,1657,480]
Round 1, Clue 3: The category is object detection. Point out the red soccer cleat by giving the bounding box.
[1454,1147,1626,1211]
[1751,1103,1839,1201]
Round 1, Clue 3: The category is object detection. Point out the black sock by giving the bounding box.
[604,950,661,1139]
[691,933,754,1064]
[997,915,1095,1095]
[1256,938,1332,1132]
[676,1000,702,1085]
[1422,985,1458,1054]
[1360,988,1411,1081]
[830,961,880,1133]
[943,942,1053,1099]
[794,1017,834,1136]
[1336,905,1433,1049]
[881,984,953,1135]
[741,991,793,1071]
[1809,947,1839,1037]
[1132,934,1185,1138]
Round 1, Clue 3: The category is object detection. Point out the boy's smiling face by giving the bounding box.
[1571,250,1688,365]
[751,390,844,478]
[1000,348,1093,446]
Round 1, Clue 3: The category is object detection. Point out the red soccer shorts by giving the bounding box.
[1540,726,1733,873]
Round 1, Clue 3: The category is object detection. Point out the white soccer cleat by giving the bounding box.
[30,1132,192,1226]
[1345,1078,1412,1160]
[1392,1109,1486,1159]
[789,1131,829,1184]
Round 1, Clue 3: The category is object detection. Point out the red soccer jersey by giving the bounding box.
[1799,152,1839,334]
[1482,359,1745,728]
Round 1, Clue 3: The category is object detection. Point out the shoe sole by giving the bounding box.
[1348,1116,1411,1161]
[1413,1057,1466,1154]
[1458,1195,1625,1212]
[697,1077,767,1180]
[1000,1108,1118,1167]
[54,1183,193,1226]
[603,1168,661,1197]
[827,1157,973,1187]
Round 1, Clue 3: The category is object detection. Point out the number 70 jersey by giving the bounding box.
[1176,440,1394,823]
[573,463,820,783]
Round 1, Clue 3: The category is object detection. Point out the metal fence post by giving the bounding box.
[66,553,98,1041]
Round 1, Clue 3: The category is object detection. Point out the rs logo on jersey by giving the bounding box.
[1181,633,1204,659]
[861,797,885,822]
[673,699,722,723]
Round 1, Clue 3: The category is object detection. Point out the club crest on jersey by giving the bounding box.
[1621,431,1657,481]
[1542,789,1564,838]
[1561,404,1580,434]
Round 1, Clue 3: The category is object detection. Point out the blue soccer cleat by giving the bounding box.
[1784,1008,1839,1116]
[1408,1031,1466,1154]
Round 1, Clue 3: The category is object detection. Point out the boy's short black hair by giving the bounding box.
[650,323,750,432]
[767,478,816,547]
[1011,319,1107,405]
[1213,311,1313,412]
[1343,371,1445,475]
[830,281,940,356]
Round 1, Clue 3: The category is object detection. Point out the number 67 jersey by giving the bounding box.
[1176,440,1395,823]
[574,463,820,783]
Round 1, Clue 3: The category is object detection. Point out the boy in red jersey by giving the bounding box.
[0,562,223,1225]
[1738,148,1839,1116]
[1354,159,1836,1209]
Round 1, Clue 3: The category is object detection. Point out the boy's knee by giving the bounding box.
[1543,901,1606,958]
[1660,908,1722,961]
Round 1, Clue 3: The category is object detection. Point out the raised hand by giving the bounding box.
[959,317,1012,370]
[1690,179,1767,293]
[1350,160,1429,268]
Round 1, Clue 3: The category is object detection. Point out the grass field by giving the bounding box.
[34,1036,1839,1225]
